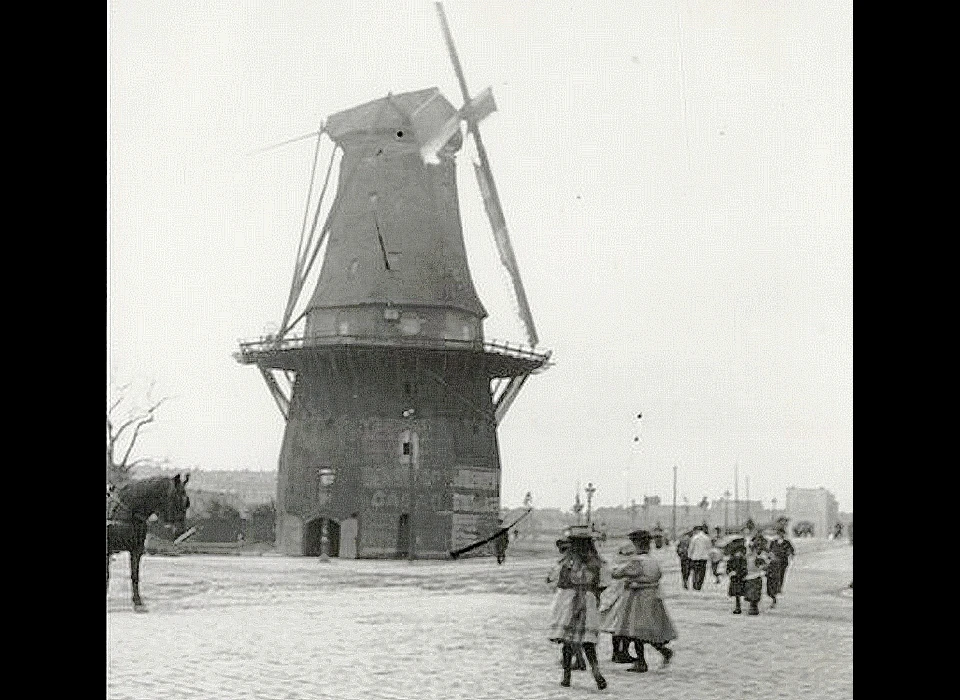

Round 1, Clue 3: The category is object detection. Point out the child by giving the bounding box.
[547,526,608,689]
[606,529,677,673]
[743,540,767,615]
[599,542,637,663]
[708,538,724,584]
[726,538,749,614]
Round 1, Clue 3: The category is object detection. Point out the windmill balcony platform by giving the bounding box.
[234,334,552,378]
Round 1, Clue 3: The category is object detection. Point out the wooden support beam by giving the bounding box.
[494,373,530,424]
[258,366,291,420]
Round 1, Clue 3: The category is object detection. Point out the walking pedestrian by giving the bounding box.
[547,526,607,690]
[766,526,795,604]
[708,536,724,584]
[743,538,767,615]
[548,537,587,671]
[493,519,509,565]
[604,529,677,673]
[676,530,692,589]
[687,525,711,591]
[652,523,664,550]
[599,542,637,664]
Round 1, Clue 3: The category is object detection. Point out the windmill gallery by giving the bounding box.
[235,4,550,559]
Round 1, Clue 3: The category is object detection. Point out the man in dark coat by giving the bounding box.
[493,519,509,565]
[676,530,692,589]
[766,527,796,601]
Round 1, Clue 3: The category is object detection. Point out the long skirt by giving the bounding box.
[766,561,784,597]
[603,587,678,644]
[743,576,763,603]
[548,587,599,645]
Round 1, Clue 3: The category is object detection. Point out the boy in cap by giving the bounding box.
[766,527,795,605]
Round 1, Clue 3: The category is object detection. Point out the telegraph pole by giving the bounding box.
[745,474,751,524]
[672,464,678,541]
[734,462,739,529]
[403,409,416,562]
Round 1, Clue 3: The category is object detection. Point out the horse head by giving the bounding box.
[163,473,191,538]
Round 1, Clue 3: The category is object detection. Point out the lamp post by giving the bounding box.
[318,466,336,561]
[671,464,678,541]
[572,489,584,525]
[723,489,731,532]
[585,482,596,526]
[403,408,416,562]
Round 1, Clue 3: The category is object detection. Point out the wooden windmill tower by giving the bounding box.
[235,3,551,558]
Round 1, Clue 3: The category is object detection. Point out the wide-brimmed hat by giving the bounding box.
[627,528,652,542]
[555,537,570,548]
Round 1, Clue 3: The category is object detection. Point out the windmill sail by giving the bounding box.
[435,1,539,348]
[472,160,539,347]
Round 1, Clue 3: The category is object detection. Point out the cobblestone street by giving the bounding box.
[107,540,852,700]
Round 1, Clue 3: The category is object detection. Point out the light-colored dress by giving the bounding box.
[548,558,601,645]
[604,553,678,643]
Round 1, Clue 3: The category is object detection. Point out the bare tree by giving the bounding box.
[106,380,169,485]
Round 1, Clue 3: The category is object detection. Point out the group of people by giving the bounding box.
[546,526,677,690]
[544,520,797,689]
[675,523,796,614]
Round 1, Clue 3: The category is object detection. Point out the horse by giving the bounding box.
[107,474,190,611]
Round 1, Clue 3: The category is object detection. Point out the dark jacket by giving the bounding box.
[727,551,748,597]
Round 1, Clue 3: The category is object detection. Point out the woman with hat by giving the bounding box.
[604,529,677,673]
[547,525,608,690]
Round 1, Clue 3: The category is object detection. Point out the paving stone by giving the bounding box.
[108,540,852,699]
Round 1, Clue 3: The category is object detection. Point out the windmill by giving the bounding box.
[235,3,551,559]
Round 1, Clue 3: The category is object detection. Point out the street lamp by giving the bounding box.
[318,466,336,562]
[723,489,731,532]
[572,489,584,525]
[585,482,596,526]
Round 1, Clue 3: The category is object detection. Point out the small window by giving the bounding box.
[402,441,412,456]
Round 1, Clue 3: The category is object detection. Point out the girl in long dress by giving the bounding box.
[604,529,678,673]
[598,542,638,663]
[547,526,608,690]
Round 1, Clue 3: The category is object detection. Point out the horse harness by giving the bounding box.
[107,488,149,528]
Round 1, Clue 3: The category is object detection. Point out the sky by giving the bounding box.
[107,0,853,512]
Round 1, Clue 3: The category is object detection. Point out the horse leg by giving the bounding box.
[130,549,147,611]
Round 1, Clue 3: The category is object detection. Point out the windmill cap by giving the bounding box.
[325,87,463,153]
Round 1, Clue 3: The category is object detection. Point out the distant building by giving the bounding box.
[784,487,840,538]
